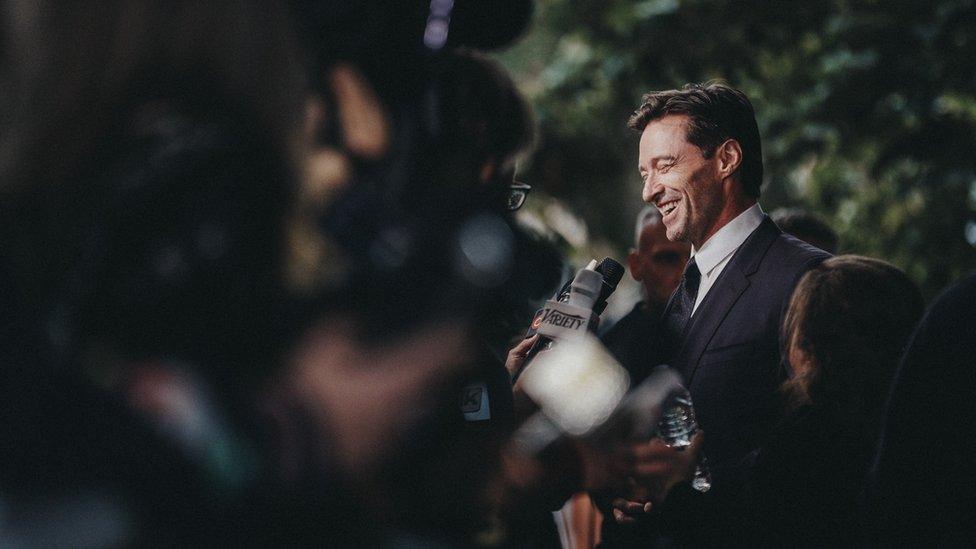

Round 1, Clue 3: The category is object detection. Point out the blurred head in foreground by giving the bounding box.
[438,49,534,180]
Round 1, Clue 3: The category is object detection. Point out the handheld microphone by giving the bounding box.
[590,256,624,322]
[524,257,624,340]
[514,258,624,383]
[532,268,602,340]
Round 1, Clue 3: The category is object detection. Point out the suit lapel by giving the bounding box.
[675,217,781,383]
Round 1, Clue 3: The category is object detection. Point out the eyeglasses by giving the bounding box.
[506,181,532,211]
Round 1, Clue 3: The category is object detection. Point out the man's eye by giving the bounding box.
[659,163,674,172]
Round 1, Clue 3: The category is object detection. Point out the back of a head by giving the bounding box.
[437,48,535,178]
[784,256,924,424]
[771,207,839,254]
[627,81,763,198]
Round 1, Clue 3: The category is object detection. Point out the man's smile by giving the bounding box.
[657,198,680,218]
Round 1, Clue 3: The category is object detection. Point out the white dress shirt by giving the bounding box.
[690,203,765,315]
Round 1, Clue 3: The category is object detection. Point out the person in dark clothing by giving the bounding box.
[316,48,564,545]
[867,272,976,547]
[608,83,830,546]
[601,206,690,385]
[0,2,327,544]
[738,255,923,547]
[439,48,539,431]
[649,255,923,547]
[1,0,547,544]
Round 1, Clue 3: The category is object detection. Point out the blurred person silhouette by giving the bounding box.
[0,0,310,544]
[281,3,569,546]
[632,256,923,547]
[0,0,551,544]
[0,0,562,546]
[770,207,839,254]
[317,47,552,543]
[437,49,536,209]
[867,271,976,547]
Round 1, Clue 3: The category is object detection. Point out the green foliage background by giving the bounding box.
[497,0,976,298]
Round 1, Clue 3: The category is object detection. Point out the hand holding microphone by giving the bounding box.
[512,257,624,382]
[505,334,538,381]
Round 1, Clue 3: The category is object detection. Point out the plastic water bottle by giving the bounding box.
[657,389,712,492]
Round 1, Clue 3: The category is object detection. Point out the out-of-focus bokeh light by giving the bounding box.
[456,213,515,288]
[520,333,629,437]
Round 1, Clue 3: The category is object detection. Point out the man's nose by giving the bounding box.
[643,177,663,204]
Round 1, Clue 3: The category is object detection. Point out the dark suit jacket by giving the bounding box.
[666,216,830,475]
[600,301,667,386]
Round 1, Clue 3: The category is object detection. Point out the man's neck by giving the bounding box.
[692,197,758,250]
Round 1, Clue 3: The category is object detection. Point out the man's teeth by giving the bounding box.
[663,203,677,215]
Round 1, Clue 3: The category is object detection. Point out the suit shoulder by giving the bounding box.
[767,233,831,273]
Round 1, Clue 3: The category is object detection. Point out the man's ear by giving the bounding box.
[716,139,742,180]
[628,249,642,282]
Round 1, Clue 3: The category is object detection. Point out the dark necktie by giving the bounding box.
[663,257,701,347]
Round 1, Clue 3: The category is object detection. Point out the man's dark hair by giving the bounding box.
[771,207,839,254]
[628,82,763,198]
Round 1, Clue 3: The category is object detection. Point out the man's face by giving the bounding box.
[638,115,723,246]
[629,220,691,307]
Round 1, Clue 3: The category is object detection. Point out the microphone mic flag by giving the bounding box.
[514,258,624,384]
[533,268,601,340]
[524,257,624,339]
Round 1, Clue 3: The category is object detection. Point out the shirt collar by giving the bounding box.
[691,203,765,276]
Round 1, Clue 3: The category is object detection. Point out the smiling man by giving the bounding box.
[611,83,830,546]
